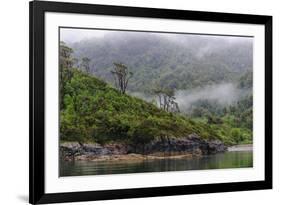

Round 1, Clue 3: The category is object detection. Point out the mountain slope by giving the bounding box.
[59,67,221,145]
[70,32,253,93]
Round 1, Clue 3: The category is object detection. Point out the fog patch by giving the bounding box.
[128,83,251,113]
[175,83,246,112]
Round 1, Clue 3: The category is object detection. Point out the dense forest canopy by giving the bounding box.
[68,31,252,92]
[60,29,253,146]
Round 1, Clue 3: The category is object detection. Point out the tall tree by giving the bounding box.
[59,41,74,69]
[72,58,79,69]
[59,42,74,109]
[80,57,91,74]
[153,86,180,113]
[111,62,133,94]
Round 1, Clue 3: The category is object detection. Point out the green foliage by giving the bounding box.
[70,34,252,93]
[189,93,253,145]
[60,40,253,146]
[111,62,133,94]
[226,95,253,130]
[60,41,74,69]
[131,118,157,146]
[239,71,253,89]
[80,57,91,73]
[60,67,223,145]
[231,128,244,144]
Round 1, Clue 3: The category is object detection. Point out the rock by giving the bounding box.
[60,143,84,157]
[207,139,227,154]
[104,144,128,155]
[130,134,227,155]
[60,134,227,161]
[82,144,110,155]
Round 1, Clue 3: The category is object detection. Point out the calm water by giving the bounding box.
[60,151,253,176]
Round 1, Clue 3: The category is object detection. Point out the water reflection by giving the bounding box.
[60,151,253,176]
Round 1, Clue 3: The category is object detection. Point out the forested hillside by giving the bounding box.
[60,66,252,147]
[70,32,253,92]
[60,31,253,146]
[60,67,221,146]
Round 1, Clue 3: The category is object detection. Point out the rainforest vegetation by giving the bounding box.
[59,32,253,147]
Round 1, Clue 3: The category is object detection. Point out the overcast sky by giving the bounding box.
[60,28,252,44]
[61,28,117,43]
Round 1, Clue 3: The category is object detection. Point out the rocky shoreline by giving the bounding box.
[228,144,253,152]
[60,134,227,162]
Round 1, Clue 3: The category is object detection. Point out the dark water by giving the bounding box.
[60,151,253,177]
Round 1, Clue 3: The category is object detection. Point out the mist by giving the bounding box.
[61,28,253,114]
[176,83,250,112]
[129,83,251,113]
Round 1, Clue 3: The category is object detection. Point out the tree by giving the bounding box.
[153,86,180,113]
[60,80,98,147]
[72,58,79,69]
[59,42,74,109]
[111,62,133,94]
[231,128,244,144]
[59,41,74,69]
[80,57,91,74]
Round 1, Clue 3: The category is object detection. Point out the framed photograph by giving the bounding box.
[29,1,272,204]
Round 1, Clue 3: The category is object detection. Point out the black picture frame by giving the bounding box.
[29,1,272,204]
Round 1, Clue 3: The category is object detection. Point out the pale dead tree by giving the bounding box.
[152,86,180,113]
[170,100,180,113]
[111,62,133,94]
[153,88,164,109]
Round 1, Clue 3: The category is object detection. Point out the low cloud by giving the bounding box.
[175,83,246,112]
